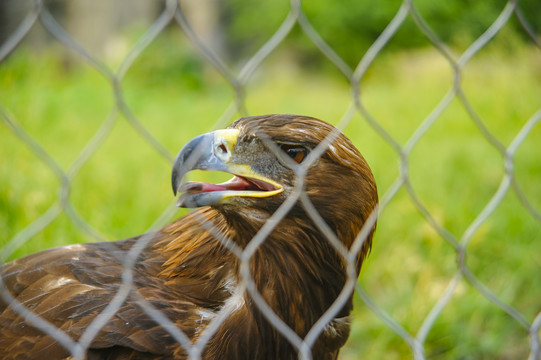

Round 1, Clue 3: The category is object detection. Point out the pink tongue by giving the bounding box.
[180,176,256,194]
[200,183,228,192]
[180,177,258,194]
[180,182,228,194]
[222,176,253,190]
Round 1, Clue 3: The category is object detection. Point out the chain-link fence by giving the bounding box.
[1,0,541,359]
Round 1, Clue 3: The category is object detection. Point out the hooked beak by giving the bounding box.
[172,129,283,208]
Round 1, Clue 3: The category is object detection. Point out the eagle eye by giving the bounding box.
[280,144,307,164]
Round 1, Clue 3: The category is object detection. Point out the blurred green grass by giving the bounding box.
[1,40,540,359]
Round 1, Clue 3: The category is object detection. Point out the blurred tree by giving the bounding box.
[222,0,541,68]
[65,0,159,57]
[1,0,539,71]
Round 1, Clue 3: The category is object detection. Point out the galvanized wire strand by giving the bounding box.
[5,8,117,246]
[398,4,463,253]
[296,9,353,81]
[514,6,541,49]
[60,110,115,244]
[354,283,423,359]
[416,274,461,344]
[508,109,541,223]
[116,92,175,163]
[236,0,300,116]
[173,5,238,89]
[400,90,461,249]
[42,1,175,164]
[173,3,249,117]
[405,0,536,347]
[401,3,461,154]
[60,114,111,241]
[353,0,411,155]
[237,0,301,85]
[173,5,247,120]
[0,83,179,358]
[0,107,66,185]
[210,102,241,131]
[39,4,114,81]
[1,0,540,358]
[512,175,541,223]
[456,158,530,329]
[460,261,530,328]
[301,196,379,360]
[0,108,68,259]
[403,179,460,250]
[189,283,246,360]
[455,97,540,332]
[529,312,541,360]
[0,105,90,354]
[116,0,178,80]
[129,203,195,352]
[408,2,457,65]
[0,0,41,62]
[132,288,195,355]
[109,9,177,164]
[347,3,467,355]
[65,110,116,179]
[349,179,416,350]
[303,276,358,359]
[238,181,307,356]
[187,215,243,359]
[299,191,359,353]
[457,0,517,69]
[0,274,84,357]
[455,0,516,154]
[63,202,108,242]
[457,176,529,327]
[450,109,541,333]
[77,200,183,358]
[0,204,61,265]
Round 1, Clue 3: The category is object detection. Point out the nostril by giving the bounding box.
[218,144,227,154]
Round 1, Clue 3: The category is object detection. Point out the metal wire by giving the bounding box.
[1,0,540,359]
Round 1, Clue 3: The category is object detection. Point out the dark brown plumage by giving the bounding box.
[0,114,378,359]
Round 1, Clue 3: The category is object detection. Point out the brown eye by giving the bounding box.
[280,144,307,164]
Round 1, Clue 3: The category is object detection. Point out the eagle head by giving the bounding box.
[171,114,377,254]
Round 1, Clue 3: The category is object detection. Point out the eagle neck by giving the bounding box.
[223,210,351,357]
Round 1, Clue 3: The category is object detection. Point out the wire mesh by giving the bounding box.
[1,0,540,359]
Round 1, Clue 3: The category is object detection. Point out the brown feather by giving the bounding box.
[0,114,377,359]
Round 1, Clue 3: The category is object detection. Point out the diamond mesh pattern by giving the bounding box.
[1,0,540,359]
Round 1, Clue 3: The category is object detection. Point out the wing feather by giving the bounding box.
[0,241,186,358]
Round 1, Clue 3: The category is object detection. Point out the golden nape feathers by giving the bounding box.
[0,114,378,360]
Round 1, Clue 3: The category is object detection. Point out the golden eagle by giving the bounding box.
[0,114,378,359]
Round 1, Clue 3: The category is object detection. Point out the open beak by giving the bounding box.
[172,129,283,208]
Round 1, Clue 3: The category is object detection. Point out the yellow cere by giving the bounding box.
[213,129,240,152]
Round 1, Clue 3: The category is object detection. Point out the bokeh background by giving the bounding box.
[1,0,541,358]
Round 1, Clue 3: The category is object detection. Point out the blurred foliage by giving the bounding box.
[223,0,541,67]
[123,29,207,91]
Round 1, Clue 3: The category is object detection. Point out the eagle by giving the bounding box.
[0,114,378,359]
